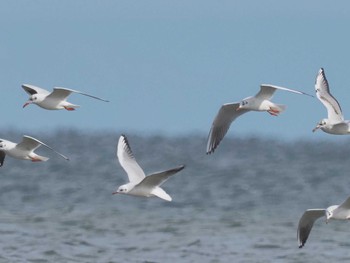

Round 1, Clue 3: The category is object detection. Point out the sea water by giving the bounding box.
[1,130,350,263]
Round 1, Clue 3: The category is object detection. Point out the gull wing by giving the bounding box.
[47,88,109,102]
[297,209,325,248]
[17,136,69,161]
[206,103,249,154]
[117,135,145,184]
[0,151,5,167]
[22,84,50,96]
[256,84,314,100]
[315,68,344,122]
[337,196,350,210]
[140,165,185,188]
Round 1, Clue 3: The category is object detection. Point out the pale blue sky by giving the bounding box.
[1,1,350,139]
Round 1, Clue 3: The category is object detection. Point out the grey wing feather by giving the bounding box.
[46,88,74,101]
[140,165,185,188]
[51,87,109,102]
[256,84,314,100]
[297,209,325,248]
[17,136,42,151]
[337,196,350,210]
[18,136,69,161]
[117,135,145,184]
[22,84,50,96]
[0,151,5,167]
[206,103,249,154]
[315,68,344,122]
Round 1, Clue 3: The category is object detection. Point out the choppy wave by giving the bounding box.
[1,130,350,262]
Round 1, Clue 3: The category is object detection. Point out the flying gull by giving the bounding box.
[113,134,185,201]
[0,135,69,167]
[312,68,350,134]
[297,196,350,248]
[22,84,109,110]
[206,84,313,154]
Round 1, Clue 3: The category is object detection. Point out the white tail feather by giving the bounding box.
[151,187,172,201]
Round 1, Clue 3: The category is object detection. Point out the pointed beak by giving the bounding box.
[23,101,31,108]
[236,106,241,111]
[112,191,118,195]
[312,124,321,132]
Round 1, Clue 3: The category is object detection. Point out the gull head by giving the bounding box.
[112,184,131,195]
[237,97,253,111]
[312,119,327,132]
[325,205,337,223]
[0,140,7,150]
[23,94,44,108]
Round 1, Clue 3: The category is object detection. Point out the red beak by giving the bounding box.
[23,102,31,108]
[112,192,118,195]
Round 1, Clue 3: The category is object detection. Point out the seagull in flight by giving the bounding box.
[0,135,69,167]
[113,134,185,201]
[22,84,109,110]
[312,68,350,134]
[206,84,313,154]
[297,196,350,248]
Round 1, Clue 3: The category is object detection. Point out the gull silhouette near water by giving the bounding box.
[0,135,69,167]
[113,135,185,201]
[22,84,109,110]
[312,68,350,134]
[206,84,313,154]
[297,196,350,248]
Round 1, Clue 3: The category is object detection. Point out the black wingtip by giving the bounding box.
[206,145,218,155]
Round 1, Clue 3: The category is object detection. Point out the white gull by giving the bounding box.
[312,68,350,134]
[22,84,109,110]
[297,196,350,248]
[113,134,185,201]
[206,84,313,154]
[0,135,69,167]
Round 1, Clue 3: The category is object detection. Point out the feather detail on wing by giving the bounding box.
[22,84,50,96]
[17,136,69,161]
[49,88,109,102]
[256,84,314,100]
[315,68,344,122]
[297,209,325,248]
[206,103,249,154]
[0,151,5,167]
[117,135,145,184]
[141,165,185,188]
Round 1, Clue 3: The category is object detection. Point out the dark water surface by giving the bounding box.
[1,130,350,262]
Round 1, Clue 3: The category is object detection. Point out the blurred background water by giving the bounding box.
[1,130,350,262]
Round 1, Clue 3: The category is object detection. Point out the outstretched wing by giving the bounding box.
[117,135,145,184]
[337,196,350,210]
[297,209,325,248]
[47,88,109,102]
[22,84,50,96]
[141,165,185,188]
[17,136,69,161]
[315,68,344,123]
[256,84,314,100]
[0,151,5,167]
[206,103,249,154]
